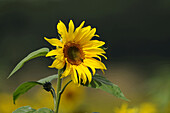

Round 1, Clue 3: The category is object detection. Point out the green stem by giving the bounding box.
[50,87,57,112]
[55,69,62,113]
[60,80,72,95]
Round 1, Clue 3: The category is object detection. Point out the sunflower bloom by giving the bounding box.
[44,20,107,84]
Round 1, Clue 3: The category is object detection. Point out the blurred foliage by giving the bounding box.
[145,64,170,113]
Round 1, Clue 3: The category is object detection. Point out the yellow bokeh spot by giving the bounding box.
[114,102,157,113]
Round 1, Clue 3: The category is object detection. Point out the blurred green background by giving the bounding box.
[0,0,170,113]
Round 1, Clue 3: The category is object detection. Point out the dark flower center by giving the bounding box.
[64,43,84,65]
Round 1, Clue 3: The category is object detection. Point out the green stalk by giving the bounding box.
[50,87,57,112]
[55,69,62,113]
[60,80,72,95]
[54,69,73,113]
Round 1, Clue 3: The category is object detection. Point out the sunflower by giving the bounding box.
[44,20,107,84]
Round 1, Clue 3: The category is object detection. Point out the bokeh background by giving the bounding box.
[0,0,170,113]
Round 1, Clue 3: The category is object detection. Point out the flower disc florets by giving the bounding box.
[63,42,84,65]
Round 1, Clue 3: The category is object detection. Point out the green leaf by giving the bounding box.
[13,74,58,104]
[13,106,36,113]
[38,74,58,83]
[34,108,53,113]
[13,82,42,104]
[8,48,49,78]
[13,106,53,113]
[84,74,129,101]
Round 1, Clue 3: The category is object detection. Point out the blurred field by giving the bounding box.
[1,0,170,113]
[0,62,170,113]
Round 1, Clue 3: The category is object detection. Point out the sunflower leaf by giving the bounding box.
[8,48,49,79]
[13,106,53,113]
[34,108,53,113]
[37,74,58,83]
[13,106,36,113]
[13,74,58,104]
[13,82,42,104]
[84,74,129,101]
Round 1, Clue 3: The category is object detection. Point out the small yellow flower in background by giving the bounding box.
[114,103,138,113]
[0,93,31,113]
[138,103,157,113]
[44,20,107,85]
[114,102,157,113]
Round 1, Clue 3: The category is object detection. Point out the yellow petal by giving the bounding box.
[82,40,105,48]
[85,53,107,60]
[75,26,91,43]
[85,54,101,61]
[83,58,107,70]
[94,34,100,37]
[61,63,71,78]
[86,28,96,40]
[68,20,74,33]
[99,53,107,60]
[81,26,91,33]
[83,48,106,54]
[81,65,92,83]
[46,48,63,57]
[86,53,107,60]
[44,37,63,47]
[57,20,68,43]
[67,20,75,42]
[80,28,97,45]
[74,21,85,37]
[48,56,65,69]
[83,63,96,75]
[71,66,78,84]
[80,71,87,84]
[75,65,82,85]
[76,64,87,84]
